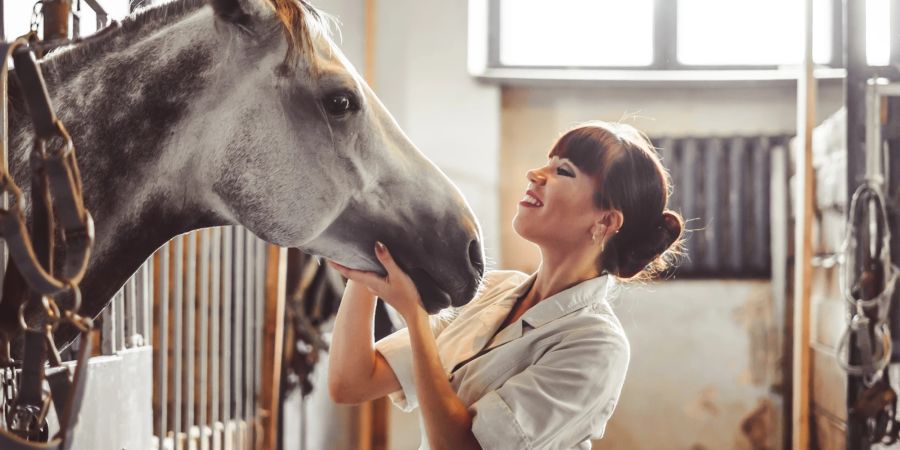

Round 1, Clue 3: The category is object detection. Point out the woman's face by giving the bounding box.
[513,156,600,247]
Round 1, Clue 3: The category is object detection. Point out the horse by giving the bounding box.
[1,0,485,351]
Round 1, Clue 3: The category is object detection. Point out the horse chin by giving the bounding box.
[408,267,453,314]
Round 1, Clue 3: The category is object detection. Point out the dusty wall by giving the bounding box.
[596,280,781,450]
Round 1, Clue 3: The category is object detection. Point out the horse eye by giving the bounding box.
[323,92,358,117]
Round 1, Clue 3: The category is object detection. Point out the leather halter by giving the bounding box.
[0,36,95,449]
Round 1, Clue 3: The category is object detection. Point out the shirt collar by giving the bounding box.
[510,272,612,329]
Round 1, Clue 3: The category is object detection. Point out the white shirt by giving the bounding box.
[375,270,630,450]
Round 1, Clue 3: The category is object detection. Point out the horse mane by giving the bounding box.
[43,0,327,70]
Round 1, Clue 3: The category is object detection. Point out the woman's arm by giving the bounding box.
[327,279,403,404]
[329,243,482,450]
[405,306,482,450]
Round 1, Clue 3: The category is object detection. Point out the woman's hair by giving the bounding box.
[548,121,686,281]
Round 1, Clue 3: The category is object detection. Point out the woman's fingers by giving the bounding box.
[327,260,387,292]
[374,241,401,276]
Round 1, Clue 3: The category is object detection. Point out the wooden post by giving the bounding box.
[791,0,815,447]
[362,0,391,448]
[261,245,287,450]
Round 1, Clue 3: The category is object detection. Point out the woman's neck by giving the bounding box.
[526,245,603,304]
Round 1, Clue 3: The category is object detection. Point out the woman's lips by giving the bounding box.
[519,190,543,208]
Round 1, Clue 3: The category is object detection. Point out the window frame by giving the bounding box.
[474,0,848,81]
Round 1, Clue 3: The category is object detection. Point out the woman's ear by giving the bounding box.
[591,210,624,241]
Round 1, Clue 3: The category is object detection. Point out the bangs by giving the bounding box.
[547,125,622,176]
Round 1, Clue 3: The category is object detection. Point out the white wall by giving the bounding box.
[373,1,502,261]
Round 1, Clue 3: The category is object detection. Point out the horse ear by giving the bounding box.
[209,0,265,26]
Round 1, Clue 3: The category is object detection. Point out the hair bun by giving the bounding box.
[614,210,685,278]
[659,211,683,248]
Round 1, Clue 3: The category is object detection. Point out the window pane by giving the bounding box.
[677,0,832,65]
[4,1,40,41]
[4,0,132,41]
[867,0,891,66]
[499,0,654,67]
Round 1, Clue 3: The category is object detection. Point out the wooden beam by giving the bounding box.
[261,245,287,450]
[791,0,816,448]
[364,0,376,89]
[361,1,391,449]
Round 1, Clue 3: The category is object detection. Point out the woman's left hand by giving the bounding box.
[328,242,424,319]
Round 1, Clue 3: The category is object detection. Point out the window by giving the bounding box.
[676,0,833,65]
[498,0,654,67]
[472,0,893,77]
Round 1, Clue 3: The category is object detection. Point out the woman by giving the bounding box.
[327,121,685,450]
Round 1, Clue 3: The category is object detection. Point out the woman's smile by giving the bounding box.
[519,190,544,208]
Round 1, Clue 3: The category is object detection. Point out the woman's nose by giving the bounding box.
[526,168,546,185]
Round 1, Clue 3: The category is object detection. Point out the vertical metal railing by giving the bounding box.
[143,226,275,450]
[655,134,787,277]
[21,219,277,450]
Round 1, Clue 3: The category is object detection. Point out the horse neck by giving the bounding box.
[6,7,230,323]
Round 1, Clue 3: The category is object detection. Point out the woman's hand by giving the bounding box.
[328,242,424,319]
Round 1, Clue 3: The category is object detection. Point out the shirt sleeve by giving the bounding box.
[374,310,457,412]
[373,270,511,412]
[468,329,630,450]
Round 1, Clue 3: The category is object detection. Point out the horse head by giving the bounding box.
[192,0,485,311]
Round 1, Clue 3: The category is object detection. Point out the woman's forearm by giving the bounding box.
[327,280,379,402]
[406,308,482,450]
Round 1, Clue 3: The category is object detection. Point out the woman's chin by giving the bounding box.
[511,217,538,244]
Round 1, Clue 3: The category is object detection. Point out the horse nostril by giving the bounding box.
[468,239,484,277]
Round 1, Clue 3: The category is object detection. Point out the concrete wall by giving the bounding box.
[598,280,780,450]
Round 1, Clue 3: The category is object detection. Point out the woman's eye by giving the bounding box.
[557,167,574,177]
[323,92,358,117]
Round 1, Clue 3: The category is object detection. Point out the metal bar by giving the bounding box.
[653,0,677,71]
[135,261,147,344]
[728,137,746,273]
[753,138,772,273]
[0,0,5,42]
[233,228,245,438]
[703,138,723,273]
[173,235,184,450]
[846,0,871,446]
[244,229,254,428]
[187,232,198,436]
[199,229,210,450]
[101,293,117,356]
[144,258,154,347]
[222,227,233,423]
[158,245,170,450]
[126,273,138,347]
[680,138,698,272]
[769,144,790,450]
[254,238,265,436]
[211,227,222,445]
[115,287,126,352]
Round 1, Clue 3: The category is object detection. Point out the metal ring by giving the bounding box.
[63,311,92,333]
[56,281,82,315]
[17,297,61,333]
[836,320,893,376]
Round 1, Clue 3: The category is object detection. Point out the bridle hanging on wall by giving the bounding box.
[836,79,900,446]
[0,34,95,448]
